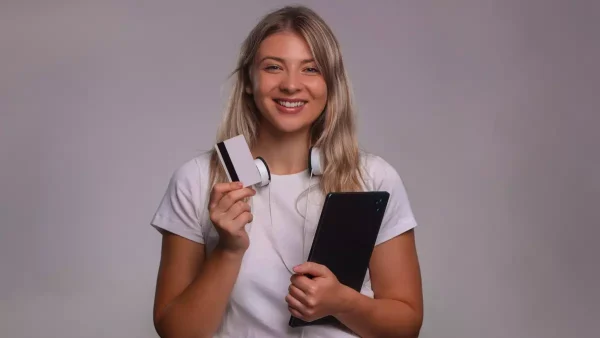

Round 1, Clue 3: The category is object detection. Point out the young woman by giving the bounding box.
[150,5,423,338]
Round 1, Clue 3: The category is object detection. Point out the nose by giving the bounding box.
[279,70,301,94]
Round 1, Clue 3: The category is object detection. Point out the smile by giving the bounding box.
[275,100,306,108]
[274,99,307,114]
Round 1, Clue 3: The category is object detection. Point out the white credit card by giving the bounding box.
[215,135,261,187]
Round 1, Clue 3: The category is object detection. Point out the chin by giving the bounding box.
[270,120,311,134]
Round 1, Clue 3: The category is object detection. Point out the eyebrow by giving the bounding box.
[258,56,315,64]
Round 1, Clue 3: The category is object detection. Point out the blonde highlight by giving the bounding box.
[209,5,364,194]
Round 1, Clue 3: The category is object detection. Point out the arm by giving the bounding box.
[288,229,423,338]
[153,232,244,338]
[335,229,423,338]
[154,178,254,338]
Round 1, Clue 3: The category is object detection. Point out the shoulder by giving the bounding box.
[162,150,214,210]
[149,151,215,244]
[359,151,405,191]
[168,151,213,189]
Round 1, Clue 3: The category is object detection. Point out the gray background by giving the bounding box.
[1,1,598,337]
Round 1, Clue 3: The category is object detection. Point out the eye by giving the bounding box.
[304,67,320,74]
[264,64,282,72]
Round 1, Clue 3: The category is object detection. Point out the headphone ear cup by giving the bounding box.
[309,147,323,176]
[254,157,271,187]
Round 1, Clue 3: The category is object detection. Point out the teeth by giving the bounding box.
[277,100,305,108]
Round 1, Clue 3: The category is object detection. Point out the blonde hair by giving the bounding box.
[209,5,364,193]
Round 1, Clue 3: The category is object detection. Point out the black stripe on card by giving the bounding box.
[217,141,239,182]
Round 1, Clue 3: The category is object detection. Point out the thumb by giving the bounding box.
[293,262,329,277]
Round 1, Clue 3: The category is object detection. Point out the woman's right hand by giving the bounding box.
[208,182,256,255]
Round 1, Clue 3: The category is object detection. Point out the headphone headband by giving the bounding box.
[254,147,322,187]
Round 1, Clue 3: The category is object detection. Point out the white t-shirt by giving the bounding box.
[150,151,418,338]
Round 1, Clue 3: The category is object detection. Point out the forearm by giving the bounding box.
[335,286,422,338]
[155,247,244,338]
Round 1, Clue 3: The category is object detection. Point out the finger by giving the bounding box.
[288,284,310,307]
[227,201,251,219]
[210,192,247,226]
[219,202,252,232]
[285,294,308,315]
[291,274,316,295]
[288,306,305,321]
[230,211,253,230]
[293,262,329,277]
[209,182,243,209]
[217,187,256,212]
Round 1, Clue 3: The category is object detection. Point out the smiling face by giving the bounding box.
[247,30,328,136]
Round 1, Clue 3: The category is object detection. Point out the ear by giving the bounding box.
[245,86,252,95]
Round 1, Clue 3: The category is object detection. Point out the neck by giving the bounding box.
[251,125,311,175]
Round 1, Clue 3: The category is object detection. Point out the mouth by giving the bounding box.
[273,99,307,114]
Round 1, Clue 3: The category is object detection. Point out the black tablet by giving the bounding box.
[289,191,390,328]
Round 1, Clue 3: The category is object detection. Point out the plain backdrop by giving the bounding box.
[1,1,599,337]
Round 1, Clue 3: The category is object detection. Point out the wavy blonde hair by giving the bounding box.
[209,5,364,194]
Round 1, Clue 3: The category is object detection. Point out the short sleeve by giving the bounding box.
[365,155,418,246]
[150,158,206,244]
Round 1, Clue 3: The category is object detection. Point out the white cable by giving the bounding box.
[262,173,318,274]
[262,184,296,275]
[257,174,316,337]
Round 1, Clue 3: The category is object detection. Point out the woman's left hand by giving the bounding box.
[286,262,351,322]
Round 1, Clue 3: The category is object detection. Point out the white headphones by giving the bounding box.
[253,146,323,186]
